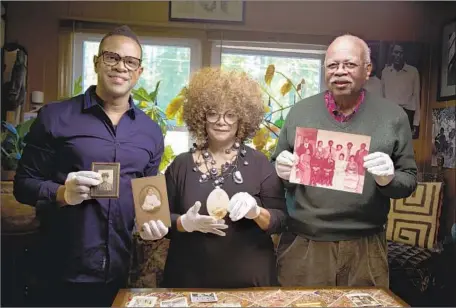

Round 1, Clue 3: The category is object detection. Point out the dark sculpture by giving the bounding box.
[2,43,28,111]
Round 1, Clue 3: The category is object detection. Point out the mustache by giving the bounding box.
[330,78,351,83]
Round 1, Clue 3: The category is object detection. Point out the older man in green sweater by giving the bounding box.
[272,34,417,288]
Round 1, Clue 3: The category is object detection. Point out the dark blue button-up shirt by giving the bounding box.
[14,86,164,283]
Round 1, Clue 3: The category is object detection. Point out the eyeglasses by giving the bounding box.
[206,110,238,125]
[325,61,364,73]
[98,51,142,71]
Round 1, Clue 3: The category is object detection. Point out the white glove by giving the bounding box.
[228,192,261,221]
[139,220,169,241]
[275,150,297,180]
[363,152,395,186]
[63,171,102,205]
[180,201,228,236]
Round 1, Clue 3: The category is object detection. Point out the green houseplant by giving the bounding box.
[1,119,36,173]
[132,81,176,173]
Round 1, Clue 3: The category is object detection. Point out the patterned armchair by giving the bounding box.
[386,169,455,306]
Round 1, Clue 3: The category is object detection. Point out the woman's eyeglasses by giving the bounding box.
[206,110,239,125]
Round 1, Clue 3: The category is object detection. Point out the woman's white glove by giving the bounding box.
[140,220,169,241]
[180,201,228,236]
[63,171,101,205]
[228,192,261,221]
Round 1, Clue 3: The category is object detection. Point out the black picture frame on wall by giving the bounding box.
[437,18,456,101]
[1,1,7,122]
[169,1,245,24]
[1,2,6,48]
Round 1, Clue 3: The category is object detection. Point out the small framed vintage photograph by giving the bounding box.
[131,175,171,227]
[90,162,120,198]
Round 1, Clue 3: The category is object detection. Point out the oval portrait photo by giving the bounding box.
[140,185,162,212]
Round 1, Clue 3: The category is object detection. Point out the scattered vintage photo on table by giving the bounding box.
[214,303,241,307]
[346,293,382,307]
[290,127,371,194]
[293,302,324,307]
[131,175,172,227]
[190,292,218,303]
[90,162,120,198]
[126,295,158,307]
[159,296,188,307]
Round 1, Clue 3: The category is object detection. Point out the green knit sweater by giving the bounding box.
[272,91,417,241]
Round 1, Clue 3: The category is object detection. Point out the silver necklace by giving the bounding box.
[190,142,248,187]
[190,142,249,219]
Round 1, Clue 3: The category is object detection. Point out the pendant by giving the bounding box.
[199,173,209,183]
[233,170,243,184]
[206,186,230,220]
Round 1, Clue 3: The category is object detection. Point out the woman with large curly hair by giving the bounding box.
[162,67,287,288]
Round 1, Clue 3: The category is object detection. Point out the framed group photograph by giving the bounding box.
[437,18,456,101]
[90,162,120,198]
[169,1,244,24]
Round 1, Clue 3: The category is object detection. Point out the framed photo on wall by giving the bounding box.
[169,1,244,24]
[1,2,5,48]
[366,40,427,139]
[438,18,456,101]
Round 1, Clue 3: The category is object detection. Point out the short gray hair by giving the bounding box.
[326,34,371,64]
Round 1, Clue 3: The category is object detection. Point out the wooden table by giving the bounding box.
[112,287,408,307]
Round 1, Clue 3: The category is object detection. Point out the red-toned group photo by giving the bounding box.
[290,127,371,194]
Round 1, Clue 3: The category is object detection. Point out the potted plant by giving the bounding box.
[1,118,35,181]
[1,118,40,233]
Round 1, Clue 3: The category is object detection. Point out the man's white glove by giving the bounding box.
[228,192,261,221]
[63,171,102,205]
[180,201,228,236]
[363,152,395,186]
[275,150,297,180]
[140,220,169,241]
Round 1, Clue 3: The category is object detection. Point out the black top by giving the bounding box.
[163,147,287,288]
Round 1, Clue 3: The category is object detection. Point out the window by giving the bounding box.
[72,33,202,156]
[211,40,326,122]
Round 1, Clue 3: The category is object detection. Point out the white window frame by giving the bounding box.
[72,32,203,151]
[210,40,327,91]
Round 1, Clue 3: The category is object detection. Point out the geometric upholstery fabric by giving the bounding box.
[387,182,444,249]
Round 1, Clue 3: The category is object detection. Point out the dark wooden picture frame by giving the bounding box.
[90,162,120,198]
[437,18,456,101]
[169,1,245,24]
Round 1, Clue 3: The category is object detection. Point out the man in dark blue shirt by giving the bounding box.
[14,25,167,307]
